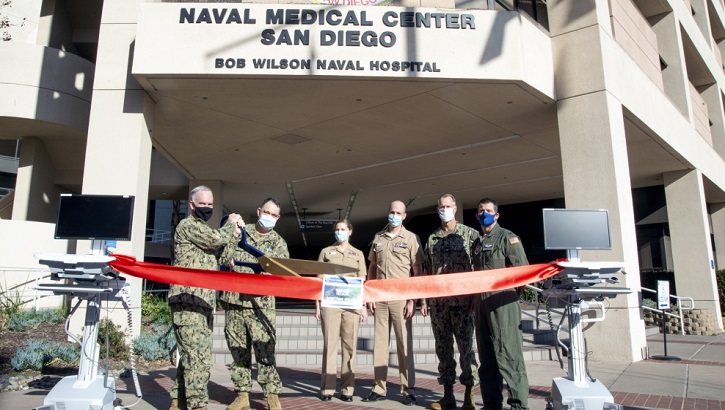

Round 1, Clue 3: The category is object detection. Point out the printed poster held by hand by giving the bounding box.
[321,275,364,309]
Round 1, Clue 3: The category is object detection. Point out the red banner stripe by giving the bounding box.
[109,254,564,303]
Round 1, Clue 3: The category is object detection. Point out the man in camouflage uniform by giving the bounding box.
[169,185,243,410]
[424,194,480,410]
[220,198,288,410]
[472,197,529,410]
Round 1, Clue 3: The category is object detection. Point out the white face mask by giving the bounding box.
[438,207,455,223]
[258,214,277,230]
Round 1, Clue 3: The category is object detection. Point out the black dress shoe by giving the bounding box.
[340,394,353,402]
[320,394,332,401]
[362,392,386,402]
[403,394,417,406]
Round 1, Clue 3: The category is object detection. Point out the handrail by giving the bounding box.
[520,284,565,330]
[641,286,695,335]
[0,267,53,310]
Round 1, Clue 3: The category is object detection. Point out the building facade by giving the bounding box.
[1,0,724,361]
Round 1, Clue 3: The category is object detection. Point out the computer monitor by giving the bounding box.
[542,208,611,250]
[55,194,135,240]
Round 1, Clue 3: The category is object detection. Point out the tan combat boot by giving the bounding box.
[461,385,476,410]
[169,398,187,410]
[431,385,457,410]
[227,392,251,410]
[267,393,283,410]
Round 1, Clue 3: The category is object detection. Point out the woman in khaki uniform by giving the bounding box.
[315,219,368,402]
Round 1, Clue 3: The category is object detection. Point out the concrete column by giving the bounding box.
[700,84,725,158]
[551,0,646,362]
[12,137,62,223]
[664,170,723,331]
[70,0,153,338]
[690,0,714,50]
[713,202,725,270]
[557,91,647,362]
[189,180,224,229]
[650,12,691,117]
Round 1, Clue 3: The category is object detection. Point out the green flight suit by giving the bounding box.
[472,223,529,410]
[219,223,288,396]
[170,214,238,409]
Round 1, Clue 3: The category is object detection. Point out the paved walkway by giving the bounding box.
[2,333,724,409]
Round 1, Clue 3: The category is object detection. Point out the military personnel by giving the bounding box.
[424,194,480,410]
[315,219,368,402]
[220,197,288,410]
[472,197,529,410]
[169,185,243,410]
[362,200,423,406]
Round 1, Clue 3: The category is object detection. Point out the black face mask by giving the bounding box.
[193,206,213,222]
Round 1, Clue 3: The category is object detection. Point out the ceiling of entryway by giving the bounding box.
[138,75,696,246]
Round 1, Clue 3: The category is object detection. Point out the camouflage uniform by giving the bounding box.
[424,222,480,388]
[219,223,288,396]
[472,223,529,410]
[170,214,238,409]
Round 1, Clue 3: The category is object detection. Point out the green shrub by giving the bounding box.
[11,339,80,371]
[8,308,65,331]
[132,324,176,362]
[642,298,657,309]
[141,292,171,324]
[97,318,129,361]
[0,284,23,330]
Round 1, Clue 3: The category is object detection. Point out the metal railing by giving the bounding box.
[640,287,695,335]
[520,284,564,330]
[0,267,54,310]
[146,228,172,244]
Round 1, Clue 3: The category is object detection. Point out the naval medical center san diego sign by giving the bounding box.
[133,3,536,80]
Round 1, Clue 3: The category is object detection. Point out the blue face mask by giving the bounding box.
[388,214,403,227]
[478,212,496,227]
[334,230,349,243]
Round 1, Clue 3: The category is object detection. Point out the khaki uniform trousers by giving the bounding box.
[320,307,361,396]
[371,300,415,395]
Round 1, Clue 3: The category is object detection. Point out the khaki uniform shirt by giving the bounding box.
[368,226,423,280]
[169,215,237,308]
[318,244,367,279]
[219,223,289,309]
[424,222,480,306]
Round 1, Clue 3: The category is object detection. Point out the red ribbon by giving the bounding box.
[109,254,564,303]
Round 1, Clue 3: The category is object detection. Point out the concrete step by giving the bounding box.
[211,308,562,366]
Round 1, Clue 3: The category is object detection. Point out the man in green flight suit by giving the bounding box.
[472,197,529,410]
[424,194,479,410]
[169,185,243,410]
[220,197,288,410]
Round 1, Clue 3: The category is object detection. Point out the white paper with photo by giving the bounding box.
[321,274,364,309]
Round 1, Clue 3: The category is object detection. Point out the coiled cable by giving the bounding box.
[120,283,143,407]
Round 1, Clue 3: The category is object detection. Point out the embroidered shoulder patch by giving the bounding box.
[509,236,520,245]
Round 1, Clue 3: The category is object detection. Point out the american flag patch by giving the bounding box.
[509,237,520,245]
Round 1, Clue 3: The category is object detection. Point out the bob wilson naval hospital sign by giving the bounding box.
[132,3,553,84]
